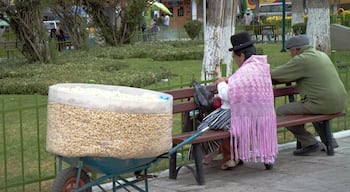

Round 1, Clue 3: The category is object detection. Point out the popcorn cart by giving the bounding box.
[47,83,206,192]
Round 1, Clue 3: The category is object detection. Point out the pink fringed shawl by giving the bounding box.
[228,55,277,164]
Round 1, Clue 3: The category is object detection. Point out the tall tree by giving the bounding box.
[306,0,331,54]
[49,0,88,50]
[291,0,304,26]
[202,0,224,81]
[202,0,237,80]
[0,0,51,63]
[83,0,146,45]
[83,0,116,45]
[220,0,236,77]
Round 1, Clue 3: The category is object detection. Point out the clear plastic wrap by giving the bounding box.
[46,83,173,159]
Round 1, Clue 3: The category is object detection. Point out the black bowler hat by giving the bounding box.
[228,32,255,52]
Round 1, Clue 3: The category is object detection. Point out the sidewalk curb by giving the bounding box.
[277,129,350,150]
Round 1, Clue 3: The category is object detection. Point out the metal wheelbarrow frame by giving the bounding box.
[50,127,210,192]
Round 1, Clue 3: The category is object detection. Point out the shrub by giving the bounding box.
[292,23,307,35]
[152,49,203,61]
[184,20,203,40]
[100,61,128,71]
[264,16,292,28]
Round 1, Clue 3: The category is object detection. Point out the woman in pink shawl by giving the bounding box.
[217,32,278,170]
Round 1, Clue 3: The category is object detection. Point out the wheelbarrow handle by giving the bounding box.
[167,126,210,156]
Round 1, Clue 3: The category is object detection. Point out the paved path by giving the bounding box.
[97,131,350,192]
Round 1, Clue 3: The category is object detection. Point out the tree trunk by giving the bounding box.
[84,0,116,46]
[306,0,331,54]
[83,0,145,45]
[202,0,224,81]
[52,1,88,50]
[291,0,304,26]
[0,0,51,63]
[220,0,236,77]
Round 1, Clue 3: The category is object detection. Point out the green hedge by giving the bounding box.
[0,41,204,95]
[184,20,203,40]
[292,23,307,35]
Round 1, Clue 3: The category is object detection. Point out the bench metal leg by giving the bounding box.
[296,140,302,149]
[323,120,334,156]
[168,143,205,185]
[193,143,205,185]
[169,145,178,179]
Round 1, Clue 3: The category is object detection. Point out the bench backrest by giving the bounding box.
[273,84,298,96]
[163,84,217,114]
[163,82,297,114]
[245,25,276,35]
[0,41,21,47]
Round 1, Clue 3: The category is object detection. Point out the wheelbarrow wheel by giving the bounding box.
[51,167,91,192]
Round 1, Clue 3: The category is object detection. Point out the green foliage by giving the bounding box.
[344,13,350,27]
[151,49,203,61]
[83,0,147,45]
[49,39,58,64]
[256,47,264,55]
[96,41,204,61]
[265,16,292,28]
[0,41,293,96]
[292,23,307,35]
[0,40,205,95]
[166,40,203,47]
[1,81,48,95]
[100,61,128,71]
[184,20,203,40]
[121,0,148,42]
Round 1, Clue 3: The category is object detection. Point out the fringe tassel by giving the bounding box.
[230,113,278,164]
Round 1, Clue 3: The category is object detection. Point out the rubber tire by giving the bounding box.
[51,167,91,192]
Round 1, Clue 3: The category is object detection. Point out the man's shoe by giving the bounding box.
[293,142,323,156]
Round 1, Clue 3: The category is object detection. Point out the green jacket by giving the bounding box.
[271,46,347,114]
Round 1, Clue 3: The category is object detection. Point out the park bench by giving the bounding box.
[0,40,21,59]
[63,41,73,50]
[55,40,73,50]
[245,24,277,43]
[163,81,346,185]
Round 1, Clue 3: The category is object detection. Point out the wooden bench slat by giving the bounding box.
[0,41,19,46]
[172,130,230,144]
[164,87,195,99]
[273,85,298,97]
[277,112,346,128]
[164,84,217,100]
[172,112,346,145]
[173,101,196,114]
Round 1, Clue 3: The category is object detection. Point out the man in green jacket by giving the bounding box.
[271,35,347,156]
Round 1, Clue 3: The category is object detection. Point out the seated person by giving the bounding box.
[190,32,278,169]
[271,35,346,156]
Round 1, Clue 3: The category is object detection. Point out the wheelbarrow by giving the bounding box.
[50,127,210,192]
